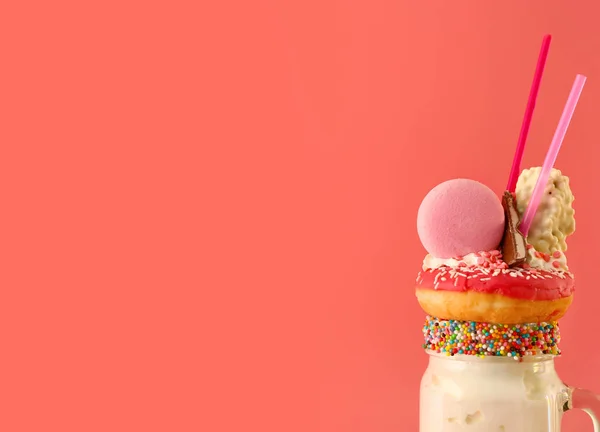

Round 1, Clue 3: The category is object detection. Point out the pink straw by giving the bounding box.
[507,35,552,192]
[519,74,587,237]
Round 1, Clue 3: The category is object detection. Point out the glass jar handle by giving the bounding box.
[564,386,600,430]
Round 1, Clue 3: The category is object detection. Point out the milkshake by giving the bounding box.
[420,353,566,431]
[412,35,597,430]
[414,168,595,431]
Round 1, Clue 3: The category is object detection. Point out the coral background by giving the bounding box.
[2,0,600,430]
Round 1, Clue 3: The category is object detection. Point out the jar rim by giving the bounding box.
[425,349,558,363]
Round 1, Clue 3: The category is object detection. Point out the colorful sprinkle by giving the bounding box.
[422,316,561,360]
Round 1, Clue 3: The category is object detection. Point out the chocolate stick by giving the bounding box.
[500,191,527,266]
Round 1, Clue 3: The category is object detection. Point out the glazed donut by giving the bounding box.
[415,266,574,324]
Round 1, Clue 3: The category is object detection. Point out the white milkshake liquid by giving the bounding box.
[420,353,568,431]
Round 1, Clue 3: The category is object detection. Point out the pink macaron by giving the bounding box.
[417,179,505,258]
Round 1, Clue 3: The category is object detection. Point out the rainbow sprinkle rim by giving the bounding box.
[422,316,561,360]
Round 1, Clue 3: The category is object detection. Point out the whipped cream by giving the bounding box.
[422,247,568,272]
[423,253,481,270]
[423,245,569,272]
[422,250,507,271]
[525,245,568,271]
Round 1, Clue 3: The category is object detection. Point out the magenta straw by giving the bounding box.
[519,74,587,237]
[507,35,552,192]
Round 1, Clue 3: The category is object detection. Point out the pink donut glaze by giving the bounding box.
[416,268,574,301]
[417,179,505,258]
